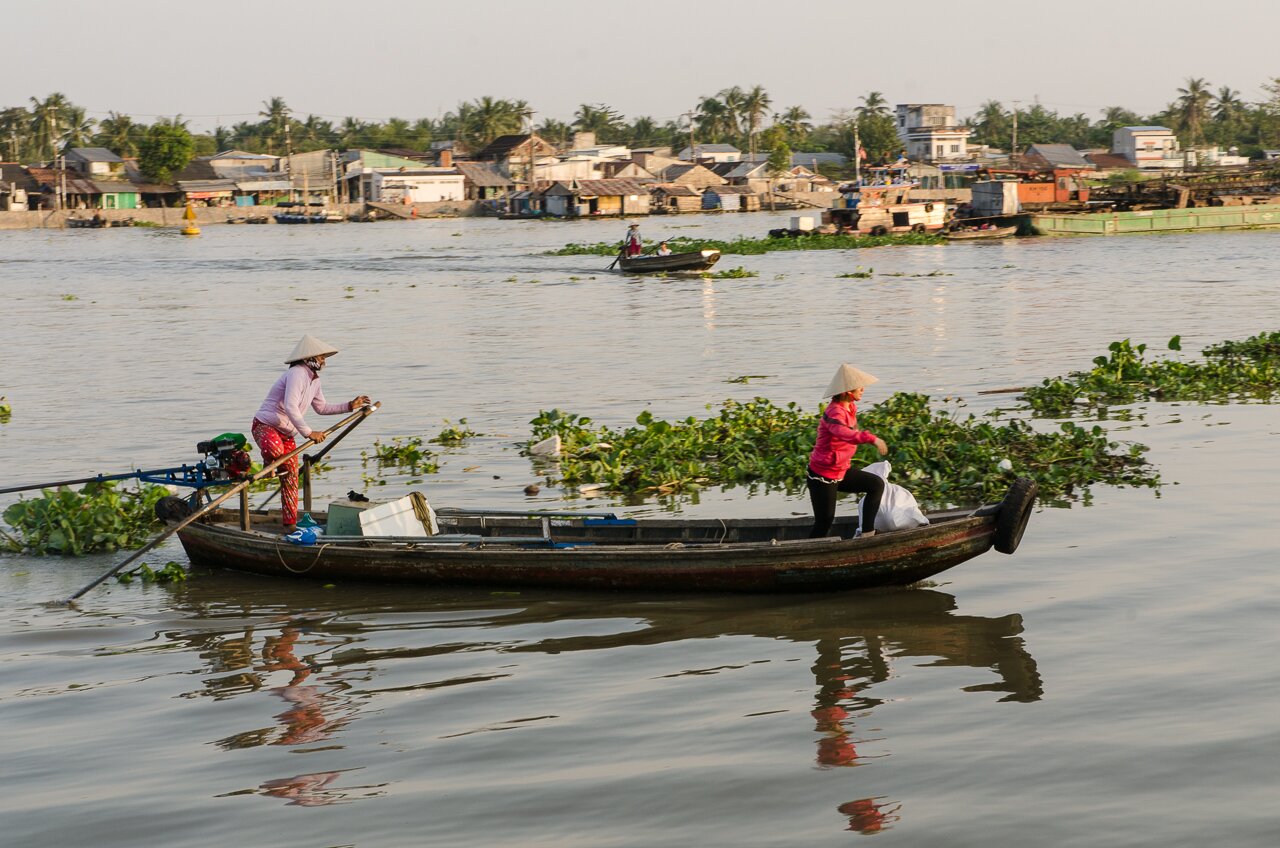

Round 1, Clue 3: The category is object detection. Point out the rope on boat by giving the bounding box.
[274,541,330,574]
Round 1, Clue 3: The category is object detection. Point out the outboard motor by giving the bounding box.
[197,433,253,480]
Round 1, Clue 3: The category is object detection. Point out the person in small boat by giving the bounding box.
[656,241,672,256]
[807,364,888,539]
[623,223,642,256]
[252,334,371,533]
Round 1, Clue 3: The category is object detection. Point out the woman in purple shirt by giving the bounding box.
[252,335,369,532]
[807,364,889,539]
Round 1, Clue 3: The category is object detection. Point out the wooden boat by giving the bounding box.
[945,224,1018,241]
[168,478,1036,593]
[617,249,721,273]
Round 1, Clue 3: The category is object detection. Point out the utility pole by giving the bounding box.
[1010,100,1021,171]
[853,120,862,185]
[683,110,697,162]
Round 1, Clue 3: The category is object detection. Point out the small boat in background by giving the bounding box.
[616,249,721,273]
[945,224,1018,241]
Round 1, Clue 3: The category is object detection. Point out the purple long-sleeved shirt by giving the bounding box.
[253,364,350,437]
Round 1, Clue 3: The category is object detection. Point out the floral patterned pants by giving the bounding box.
[252,419,298,527]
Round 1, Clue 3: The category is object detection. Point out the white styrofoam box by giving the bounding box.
[357,494,438,537]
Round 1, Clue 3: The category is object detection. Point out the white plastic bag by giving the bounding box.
[857,461,929,532]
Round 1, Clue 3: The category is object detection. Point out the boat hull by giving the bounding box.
[945,225,1018,240]
[175,508,1005,593]
[617,250,721,273]
[1030,202,1280,236]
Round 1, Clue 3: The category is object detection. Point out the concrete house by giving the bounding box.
[1112,127,1181,169]
[677,143,741,163]
[0,163,38,211]
[64,147,126,179]
[895,105,970,163]
[473,134,557,182]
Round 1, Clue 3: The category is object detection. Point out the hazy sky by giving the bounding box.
[7,0,1279,133]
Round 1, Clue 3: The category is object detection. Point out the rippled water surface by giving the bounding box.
[2,216,1279,846]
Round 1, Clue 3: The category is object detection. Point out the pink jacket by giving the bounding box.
[253,364,350,437]
[807,401,878,479]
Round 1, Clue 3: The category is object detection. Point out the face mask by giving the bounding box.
[304,357,325,373]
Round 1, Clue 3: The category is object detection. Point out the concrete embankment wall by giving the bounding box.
[0,199,483,230]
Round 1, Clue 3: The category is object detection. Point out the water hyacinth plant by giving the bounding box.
[430,419,480,445]
[1022,334,1280,416]
[362,436,440,475]
[548,231,944,257]
[0,396,10,423]
[527,393,1157,507]
[1,481,169,556]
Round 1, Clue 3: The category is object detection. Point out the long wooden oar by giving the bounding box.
[57,403,380,605]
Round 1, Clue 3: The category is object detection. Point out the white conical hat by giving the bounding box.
[824,363,878,398]
[285,334,339,364]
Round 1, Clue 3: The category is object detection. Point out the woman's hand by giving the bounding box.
[308,431,327,444]
[350,395,371,409]
[874,437,888,456]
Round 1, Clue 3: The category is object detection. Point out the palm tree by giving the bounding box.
[1213,86,1244,123]
[775,106,812,142]
[29,92,71,161]
[573,103,624,141]
[94,112,139,157]
[718,86,746,141]
[741,85,772,156]
[695,96,732,144]
[625,116,660,147]
[459,97,525,147]
[1175,77,1213,145]
[0,106,30,161]
[61,106,96,150]
[857,91,891,119]
[969,100,1009,148]
[537,118,572,146]
[259,96,292,154]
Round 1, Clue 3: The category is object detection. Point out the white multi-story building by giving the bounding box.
[895,105,970,163]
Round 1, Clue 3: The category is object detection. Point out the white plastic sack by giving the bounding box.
[857,461,929,532]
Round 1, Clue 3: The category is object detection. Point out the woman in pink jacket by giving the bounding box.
[252,335,369,532]
[807,364,889,539]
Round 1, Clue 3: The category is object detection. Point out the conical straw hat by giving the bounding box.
[285,334,339,364]
[824,363,878,398]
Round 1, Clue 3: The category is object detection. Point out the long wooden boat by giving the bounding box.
[617,249,721,273]
[168,478,1036,593]
[945,224,1018,241]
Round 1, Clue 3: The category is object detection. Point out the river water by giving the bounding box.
[2,215,1278,846]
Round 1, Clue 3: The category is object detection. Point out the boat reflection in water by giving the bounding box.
[170,577,1040,820]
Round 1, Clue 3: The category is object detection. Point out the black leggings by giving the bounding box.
[807,466,885,538]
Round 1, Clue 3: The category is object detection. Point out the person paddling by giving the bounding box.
[252,335,371,533]
[623,223,642,256]
[807,364,888,539]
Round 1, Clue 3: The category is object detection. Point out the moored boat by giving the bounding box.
[168,478,1036,593]
[945,224,1018,240]
[616,249,721,273]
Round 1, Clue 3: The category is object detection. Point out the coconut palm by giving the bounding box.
[259,96,292,154]
[968,100,1009,148]
[459,97,525,147]
[1213,86,1244,123]
[572,103,624,141]
[1175,77,1213,145]
[718,86,746,140]
[741,85,772,156]
[537,118,572,146]
[94,112,140,157]
[695,96,732,144]
[61,106,95,150]
[776,106,813,143]
[857,91,891,119]
[0,107,30,161]
[29,92,71,161]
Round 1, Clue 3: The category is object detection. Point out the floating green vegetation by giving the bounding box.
[430,418,480,445]
[837,268,874,279]
[704,266,758,279]
[726,375,772,384]
[881,270,953,277]
[362,436,440,475]
[1021,334,1280,416]
[61,294,78,301]
[0,396,10,423]
[116,560,187,584]
[527,393,1156,507]
[548,231,944,257]
[1,482,168,556]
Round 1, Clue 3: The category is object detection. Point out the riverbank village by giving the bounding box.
[3,102,1279,234]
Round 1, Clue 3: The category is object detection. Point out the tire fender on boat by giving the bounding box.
[993,477,1037,555]
[155,495,194,523]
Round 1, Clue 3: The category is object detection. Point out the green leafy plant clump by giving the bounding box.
[1,482,169,556]
[548,231,944,257]
[430,419,481,445]
[526,393,1157,507]
[0,396,10,423]
[362,436,440,475]
[704,266,758,279]
[117,560,188,584]
[1022,334,1280,416]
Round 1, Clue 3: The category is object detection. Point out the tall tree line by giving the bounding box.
[9,79,1280,173]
